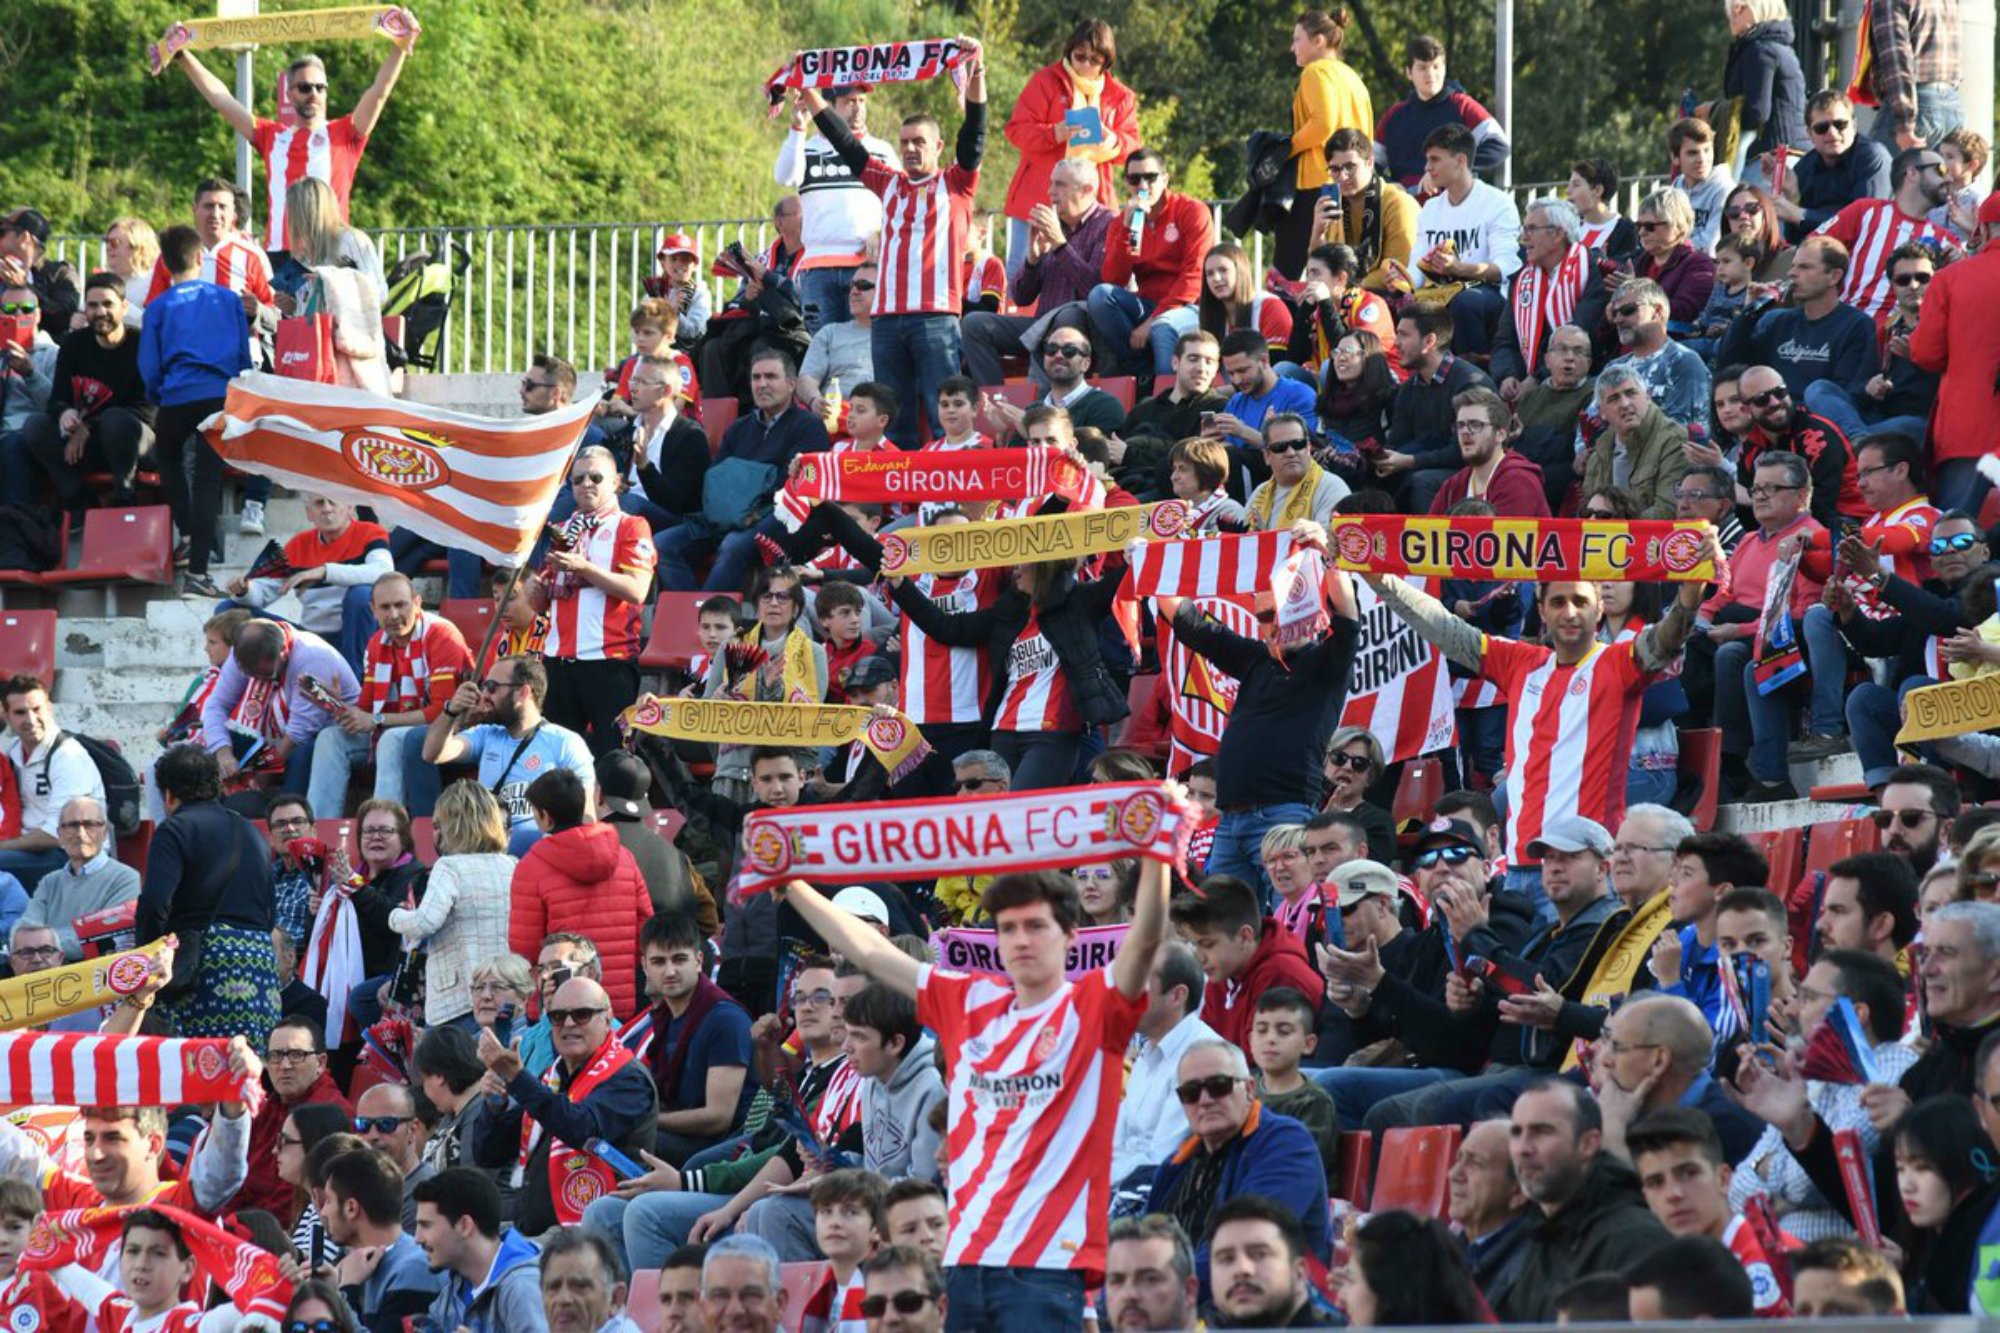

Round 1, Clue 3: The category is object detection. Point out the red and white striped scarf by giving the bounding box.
[0,1033,255,1109]
[367,613,438,715]
[1510,242,1591,376]
[1126,531,1329,647]
[231,621,295,740]
[20,1202,292,1318]
[543,508,608,600]
[775,447,1099,530]
[304,878,365,1042]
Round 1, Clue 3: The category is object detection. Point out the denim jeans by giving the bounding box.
[1934,459,1995,516]
[795,265,859,336]
[946,1266,1088,1333]
[582,1191,728,1276]
[1716,607,1848,782]
[1626,766,1677,810]
[1458,706,1507,786]
[1871,83,1964,148]
[700,528,766,594]
[0,430,30,506]
[1850,674,1939,788]
[507,822,544,857]
[0,847,62,885]
[1311,1065,1458,1131]
[655,522,719,592]
[1207,803,1316,906]
[1085,286,1198,379]
[1503,865,1551,927]
[1801,381,1930,453]
[872,314,961,447]
[1367,1064,1536,1132]
[306,724,432,821]
[741,1193,823,1262]
[1005,216,1032,281]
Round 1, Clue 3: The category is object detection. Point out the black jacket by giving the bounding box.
[473,1053,658,1235]
[1723,20,1810,158]
[138,797,275,940]
[1388,356,1494,467]
[1225,130,1300,239]
[1353,887,1539,1073]
[353,858,428,980]
[1119,388,1229,497]
[1834,566,1989,684]
[1497,1155,1672,1323]
[608,412,710,520]
[1488,254,1614,385]
[1466,1211,1534,1316]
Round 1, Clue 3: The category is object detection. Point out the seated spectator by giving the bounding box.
[480,568,549,676]
[1510,324,1596,510]
[983,326,1125,440]
[1604,278,1712,428]
[1248,987,1338,1177]
[353,1082,435,1229]
[1162,436,1245,533]
[1593,995,1765,1163]
[1490,198,1611,394]
[261,792,318,948]
[1666,118,1737,252]
[1445,1118,1534,1311]
[224,493,392,674]
[604,354,707,534]
[22,272,156,514]
[412,1167,542,1332]
[1339,1210,1493,1327]
[1315,330,1398,483]
[1168,876,1322,1057]
[961,160,1108,390]
[635,910,754,1165]
[473,974,659,1236]
[1389,123,1522,356]
[1244,413,1346,529]
[1280,242,1399,385]
[1627,188,1717,332]
[1733,364,1865,529]
[796,262,876,418]
[422,656,594,856]
[0,673,106,885]
[1089,148,1212,381]
[1720,182,1796,282]
[1147,1040,1331,1277]
[0,281,59,508]
[1115,330,1226,491]
[1721,235,1876,406]
[1808,242,1940,444]
[17,795,138,962]
[1679,462,1747,552]
[508,768,652,1019]
[1568,156,1638,260]
[141,223,252,598]
[1429,386,1549,516]
[1790,1237,1909,1316]
[1319,727,1397,862]
[1625,1235,1755,1320]
[101,216,160,318]
[320,1148,444,1330]
[1196,242,1293,347]
[1580,364,1691,520]
[331,798,431,1037]
[1378,303,1494,513]
[1112,941,1217,1190]
[5,921,92,1031]
[0,208,81,331]
[414,995,510,1183]
[1314,127,1419,295]
[1204,1197,1331,1329]
[1819,147,1958,322]
[595,750,713,931]
[387,780,516,1033]
[305,572,470,820]
[1780,91,1893,239]
[1374,34,1511,190]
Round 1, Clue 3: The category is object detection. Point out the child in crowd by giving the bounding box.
[159,607,252,745]
[960,211,1009,317]
[1184,759,1219,874]
[1248,986,1339,1178]
[1933,128,1990,242]
[47,1208,207,1332]
[882,1178,948,1262]
[0,1178,76,1333]
[838,383,895,452]
[479,568,548,675]
[818,582,878,705]
[928,377,989,453]
[1688,234,1757,359]
[600,298,699,423]
[689,594,740,684]
[1946,568,2000,681]
[803,1169,887,1333]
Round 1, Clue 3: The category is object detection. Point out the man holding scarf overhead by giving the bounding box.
[1490,199,1613,399]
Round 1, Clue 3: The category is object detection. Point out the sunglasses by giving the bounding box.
[1263,437,1308,454]
[570,471,607,485]
[479,678,520,693]
[1812,119,1852,135]
[1746,387,1791,407]
[956,777,999,791]
[1126,172,1162,187]
[1175,1074,1242,1104]
[290,1322,340,1333]
[291,82,329,94]
[353,1115,410,1134]
[1325,751,1371,771]
[520,377,556,392]
[1610,303,1644,319]
[548,1006,608,1027]
[1725,204,1763,220]
[860,1293,936,1318]
[0,302,38,315]
[1870,808,1935,830]
[1043,343,1088,358]
[1892,271,1934,286]
[1414,844,1479,869]
[1931,533,1981,555]
[1633,220,1671,232]
[851,280,877,293]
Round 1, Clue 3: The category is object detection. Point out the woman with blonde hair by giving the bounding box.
[1628,187,1716,331]
[1957,826,2000,903]
[102,216,160,319]
[284,176,390,394]
[387,780,518,1029]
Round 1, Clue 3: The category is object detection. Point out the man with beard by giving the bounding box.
[21,272,155,512]
[636,910,753,1165]
[1814,852,1920,964]
[1731,364,1866,531]
[1873,762,1959,876]
[1818,147,1960,320]
[1601,279,1709,429]
[1203,1197,1333,1327]
[1103,1215,1199,1332]
[422,655,594,856]
[1496,1078,1668,1323]
[1427,387,1549,516]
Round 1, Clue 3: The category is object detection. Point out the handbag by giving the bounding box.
[274,280,336,383]
[386,868,432,1010]
[158,825,244,1004]
[699,457,781,532]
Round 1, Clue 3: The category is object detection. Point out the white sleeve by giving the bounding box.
[243,575,283,607]
[49,1263,116,1311]
[188,1101,253,1211]
[47,743,105,834]
[775,130,806,187]
[0,1113,54,1183]
[1487,191,1523,281]
[390,858,459,938]
[324,544,394,587]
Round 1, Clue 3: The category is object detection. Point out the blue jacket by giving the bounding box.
[428,1228,549,1333]
[1790,139,1894,239]
[1149,1102,1331,1282]
[139,279,251,406]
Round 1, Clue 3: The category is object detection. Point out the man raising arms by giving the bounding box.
[776,840,1176,1331]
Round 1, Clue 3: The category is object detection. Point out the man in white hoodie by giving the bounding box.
[1389,123,1521,359]
[776,85,895,334]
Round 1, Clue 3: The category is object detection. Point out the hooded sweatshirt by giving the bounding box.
[427,1228,548,1333]
[507,822,654,1017]
[1497,1154,1670,1323]
[1429,447,1550,517]
[1200,921,1324,1058]
[863,1030,946,1180]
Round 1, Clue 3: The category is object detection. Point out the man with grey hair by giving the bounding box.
[1491,198,1610,397]
[1112,941,1216,1188]
[1607,804,1694,913]
[961,157,1107,388]
[1511,323,1597,511]
[6,921,98,1032]
[540,1226,638,1333]
[1581,362,1689,519]
[1594,993,1763,1163]
[1103,1215,1199,1332]
[18,795,139,963]
[1603,277,1710,428]
[1676,462,1746,552]
[950,750,1011,796]
[701,1233,787,1333]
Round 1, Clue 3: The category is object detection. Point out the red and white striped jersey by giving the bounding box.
[994,609,1080,733]
[860,158,979,317]
[961,252,1011,314]
[1816,199,1956,321]
[1481,634,1655,865]
[917,964,1145,1280]
[252,115,368,247]
[1837,495,1940,617]
[900,569,996,727]
[144,235,275,306]
[1721,1214,1792,1317]
[1340,577,1458,762]
[542,512,655,661]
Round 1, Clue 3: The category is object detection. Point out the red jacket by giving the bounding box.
[1200,920,1324,1060]
[1909,243,2000,466]
[1000,62,1141,223]
[510,822,654,1018]
[1102,191,1213,310]
[1429,448,1551,517]
[232,1070,351,1219]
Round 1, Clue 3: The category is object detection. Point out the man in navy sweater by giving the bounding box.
[140,224,251,596]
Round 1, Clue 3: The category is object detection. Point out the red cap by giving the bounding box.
[656,230,699,260]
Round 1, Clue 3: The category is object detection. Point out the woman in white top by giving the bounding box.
[388,780,518,1030]
[101,216,160,325]
[286,176,391,394]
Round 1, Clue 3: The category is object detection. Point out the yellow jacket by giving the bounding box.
[1292,57,1373,189]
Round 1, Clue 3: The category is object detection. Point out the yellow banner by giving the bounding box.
[620,697,930,782]
[1898,675,2000,747]
[0,940,174,1033]
[150,6,408,72]
[877,501,1191,577]
[1560,888,1674,1072]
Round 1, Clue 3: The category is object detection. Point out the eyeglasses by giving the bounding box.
[1725,204,1763,220]
[1747,484,1801,499]
[1931,533,1982,555]
[1126,172,1162,187]
[758,589,796,603]
[57,819,106,832]
[0,302,38,315]
[570,471,607,485]
[268,1049,322,1065]
[1746,386,1791,407]
[860,1292,936,1318]
[1043,343,1088,358]
[353,1115,411,1134]
[270,816,313,832]
[1326,751,1371,772]
[956,776,1001,791]
[1970,871,2000,893]
[851,280,877,293]
[1674,489,1719,503]
[792,987,835,1009]
[1174,1074,1243,1104]
[1607,1038,1664,1056]
[1633,220,1671,232]
[1454,420,1496,435]
[1613,842,1675,856]
[1263,437,1308,453]
[1892,271,1934,287]
[360,826,399,839]
[9,945,60,961]
[1414,845,1479,869]
[520,377,556,392]
[292,82,329,94]
[479,677,520,693]
[1812,119,1852,135]
[548,1005,608,1027]
[1870,808,1936,830]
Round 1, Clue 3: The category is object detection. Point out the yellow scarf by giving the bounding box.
[742,624,819,705]
[1063,59,1115,163]
[1249,458,1327,531]
[1560,886,1675,1071]
[0,938,176,1031]
[621,696,932,784]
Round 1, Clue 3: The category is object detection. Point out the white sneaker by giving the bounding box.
[238,500,266,536]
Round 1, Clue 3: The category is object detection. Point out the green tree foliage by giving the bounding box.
[1,0,1732,240]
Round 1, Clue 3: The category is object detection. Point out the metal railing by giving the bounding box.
[51,176,1666,379]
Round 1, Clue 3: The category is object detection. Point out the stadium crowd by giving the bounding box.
[3,1,2000,1329]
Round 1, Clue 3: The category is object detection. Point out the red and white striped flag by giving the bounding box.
[1340,576,1456,763]
[1159,595,1259,773]
[0,1033,253,1109]
[1127,530,1328,646]
[201,372,596,566]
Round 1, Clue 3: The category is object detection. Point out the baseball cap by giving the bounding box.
[595,750,652,820]
[831,885,891,926]
[1329,860,1399,909]
[1412,817,1484,857]
[656,230,699,260]
[1,208,50,247]
[1526,815,1614,859]
[846,655,900,691]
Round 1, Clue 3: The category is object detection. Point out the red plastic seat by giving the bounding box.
[625,1270,660,1331]
[980,382,1038,412]
[1677,727,1722,832]
[116,819,154,873]
[1335,1130,1373,1205]
[1803,816,1877,883]
[1370,1124,1460,1217]
[651,807,686,843]
[1097,375,1137,412]
[410,816,437,864]
[439,598,497,650]
[317,818,357,860]
[700,397,739,457]
[1743,827,1803,899]
[1117,673,1170,764]
[0,611,57,684]
[779,1261,830,1332]
[1391,757,1445,845]
[40,506,174,587]
[639,591,715,673]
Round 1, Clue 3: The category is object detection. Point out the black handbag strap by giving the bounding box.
[489,723,543,797]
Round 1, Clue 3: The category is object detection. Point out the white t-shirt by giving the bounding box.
[5,732,105,839]
[1410,180,1523,287]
